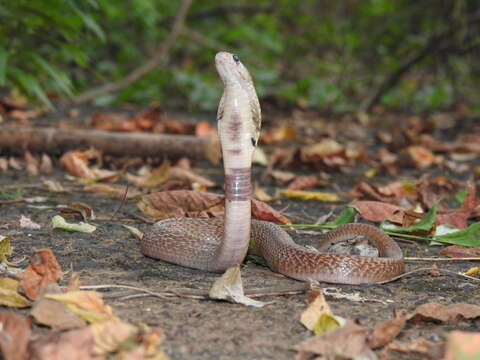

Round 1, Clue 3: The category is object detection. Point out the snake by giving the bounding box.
[141,52,404,284]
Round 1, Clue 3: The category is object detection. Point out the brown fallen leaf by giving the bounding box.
[90,319,137,355]
[29,327,96,360]
[287,175,326,191]
[407,302,480,324]
[384,338,444,360]
[407,145,435,169]
[0,312,31,360]
[351,201,405,223]
[444,331,480,360]
[260,123,296,144]
[59,148,118,181]
[83,183,141,199]
[439,245,480,258]
[24,151,39,176]
[294,319,375,360]
[31,283,86,330]
[368,311,407,349]
[139,190,291,225]
[195,121,217,137]
[253,183,273,202]
[59,202,95,221]
[39,153,53,174]
[19,248,62,300]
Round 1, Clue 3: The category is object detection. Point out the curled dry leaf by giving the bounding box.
[83,183,141,199]
[407,302,480,324]
[59,148,117,181]
[59,202,95,221]
[208,266,272,307]
[253,183,273,202]
[24,151,39,176]
[0,311,31,360]
[20,248,62,300]
[287,175,325,191]
[90,319,137,355]
[251,198,291,224]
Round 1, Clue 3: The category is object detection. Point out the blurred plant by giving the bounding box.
[1,0,480,113]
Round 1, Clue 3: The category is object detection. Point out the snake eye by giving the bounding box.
[232,54,240,63]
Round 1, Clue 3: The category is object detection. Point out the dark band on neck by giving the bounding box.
[225,167,251,201]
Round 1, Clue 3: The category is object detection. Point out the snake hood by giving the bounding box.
[215,52,261,147]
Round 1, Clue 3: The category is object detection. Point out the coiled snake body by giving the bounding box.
[141,52,404,284]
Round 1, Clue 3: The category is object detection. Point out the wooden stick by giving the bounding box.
[0,126,220,162]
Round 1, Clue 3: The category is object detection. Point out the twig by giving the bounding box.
[73,0,193,103]
[80,282,310,300]
[375,267,480,284]
[405,257,480,261]
[110,184,129,221]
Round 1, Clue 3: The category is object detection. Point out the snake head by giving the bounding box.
[215,52,262,149]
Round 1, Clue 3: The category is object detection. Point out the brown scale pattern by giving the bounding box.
[141,220,404,284]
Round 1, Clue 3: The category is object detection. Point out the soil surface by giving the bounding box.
[2,107,480,359]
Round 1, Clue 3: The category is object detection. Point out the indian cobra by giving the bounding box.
[141,52,404,284]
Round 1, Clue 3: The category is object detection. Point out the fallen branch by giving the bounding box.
[0,126,220,162]
[73,0,192,103]
[80,282,310,300]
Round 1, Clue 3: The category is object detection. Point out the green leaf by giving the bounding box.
[31,54,72,96]
[0,46,8,86]
[454,188,468,206]
[10,69,53,109]
[324,207,357,227]
[51,215,96,233]
[381,203,438,233]
[68,1,105,41]
[433,222,480,247]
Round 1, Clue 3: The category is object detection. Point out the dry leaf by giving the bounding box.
[439,246,480,258]
[385,338,444,360]
[19,215,41,230]
[195,121,217,137]
[280,189,340,202]
[46,290,115,323]
[300,291,341,335]
[368,314,406,349]
[0,236,14,266]
[0,277,30,308]
[294,319,375,359]
[31,283,86,330]
[0,311,31,360]
[83,183,140,199]
[59,202,95,221]
[24,151,39,175]
[287,175,325,191]
[209,266,272,307]
[29,327,95,360]
[20,248,62,300]
[253,184,273,202]
[407,302,480,324]
[39,153,53,174]
[351,201,405,223]
[407,145,434,169]
[43,180,65,192]
[60,148,117,181]
[90,319,137,355]
[123,225,144,240]
[251,198,291,224]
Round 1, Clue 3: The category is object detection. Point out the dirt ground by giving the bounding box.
[2,109,480,359]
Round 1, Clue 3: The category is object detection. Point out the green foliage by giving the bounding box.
[1,0,480,112]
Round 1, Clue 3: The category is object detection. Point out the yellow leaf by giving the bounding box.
[0,236,14,266]
[300,292,332,331]
[46,290,115,323]
[0,277,30,308]
[363,168,376,178]
[280,189,340,202]
[465,267,479,276]
[313,313,341,335]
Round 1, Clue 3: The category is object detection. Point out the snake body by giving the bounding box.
[141,52,404,284]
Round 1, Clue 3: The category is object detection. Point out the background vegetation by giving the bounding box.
[1,0,480,112]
